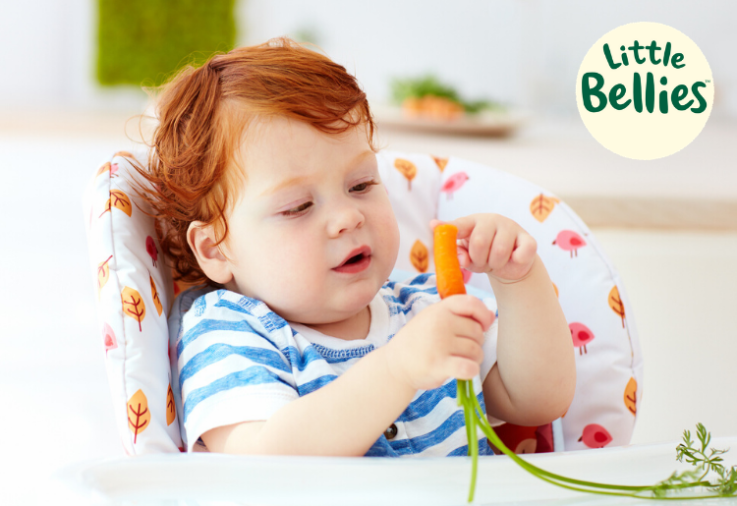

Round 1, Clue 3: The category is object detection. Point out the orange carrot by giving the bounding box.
[434,224,467,299]
[434,223,479,502]
[432,228,718,503]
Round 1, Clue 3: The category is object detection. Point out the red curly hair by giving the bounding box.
[129,36,381,289]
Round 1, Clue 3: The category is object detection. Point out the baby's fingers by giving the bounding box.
[429,218,445,231]
[445,355,481,381]
[445,215,480,240]
[467,230,494,272]
[450,336,484,364]
[457,244,471,269]
[487,230,516,271]
[445,294,495,332]
[511,233,537,264]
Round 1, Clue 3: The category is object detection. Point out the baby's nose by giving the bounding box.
[330,204,365,235]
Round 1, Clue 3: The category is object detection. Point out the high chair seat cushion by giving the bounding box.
[84,148,643,456]
[83,149,184,454]
[377,151,643,454]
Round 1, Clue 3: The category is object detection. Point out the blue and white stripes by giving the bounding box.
[170,272,499,456]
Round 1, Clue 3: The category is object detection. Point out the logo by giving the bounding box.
[576,22,713,160]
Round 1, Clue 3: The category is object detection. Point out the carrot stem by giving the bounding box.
[432,223,719,502]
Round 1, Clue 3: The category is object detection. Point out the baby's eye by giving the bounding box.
[351,179,380,192]
[281,202,312,216]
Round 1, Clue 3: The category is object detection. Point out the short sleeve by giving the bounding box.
[176,290,300,453]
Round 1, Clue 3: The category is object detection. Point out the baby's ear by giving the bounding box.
[187,221,233,285]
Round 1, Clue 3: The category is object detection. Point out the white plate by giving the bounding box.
[371,103,531,137]
[53,437,737,506]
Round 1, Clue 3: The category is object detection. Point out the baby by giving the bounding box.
[133,36,576,457]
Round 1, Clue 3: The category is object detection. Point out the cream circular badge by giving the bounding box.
[576,22,713,160]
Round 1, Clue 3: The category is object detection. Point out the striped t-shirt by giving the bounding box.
[169,271,500,456]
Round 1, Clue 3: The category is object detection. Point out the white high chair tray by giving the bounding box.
[55,437,737,506]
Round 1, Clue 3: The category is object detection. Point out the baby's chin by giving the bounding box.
[271,287,372,321]
[286,304,367,326]
[243,259,389,318]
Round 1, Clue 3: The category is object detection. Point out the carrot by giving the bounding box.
[433,224,467,299]
[433,223,478,502]
[432,228,724,503]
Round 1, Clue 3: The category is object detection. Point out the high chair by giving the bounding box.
[79,146,643,498]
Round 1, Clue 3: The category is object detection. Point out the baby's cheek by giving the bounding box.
[379,209,401,256]
[275,253,321,294]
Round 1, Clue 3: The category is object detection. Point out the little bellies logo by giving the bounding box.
[576,22,713,160]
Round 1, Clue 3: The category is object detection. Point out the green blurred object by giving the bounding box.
[390,74,506,114]
[97,0,237,86]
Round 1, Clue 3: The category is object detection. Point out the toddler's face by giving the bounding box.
[220,115,400,331]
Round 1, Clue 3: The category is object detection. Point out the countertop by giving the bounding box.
[375,114,737,230]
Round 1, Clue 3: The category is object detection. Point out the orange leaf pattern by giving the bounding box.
[150,275,163,317]
[98,197,111,218]
[121,286,146,331]
[431,155,448,172]
[410,239,429,272]
[166,384,176,426]
[97,255,113,299]
[608,285,626,328]
[95,161,111,177]
[394,158,417,191]
[530,193,560,223]
[624,377,637,415]
[127,389,150,444]
[111,189,132,217]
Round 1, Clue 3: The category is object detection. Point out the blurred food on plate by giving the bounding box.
[376,74,527,137]
[390,73,506,121]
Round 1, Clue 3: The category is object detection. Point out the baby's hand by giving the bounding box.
[385,295,494,391]
[430,214,537,283]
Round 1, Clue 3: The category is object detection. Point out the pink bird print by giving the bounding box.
[440,172,470,200]
[578,424,612,448]
[552,230,586,258]
[146,236,158,267]
[110,163,119,177]
[569,322,594,355]
[103,323,118,356]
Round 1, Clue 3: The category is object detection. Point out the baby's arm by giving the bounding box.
[429,215,575,426]
[482,253,576,426]
[204,345,416,456]
[203,293,492,457]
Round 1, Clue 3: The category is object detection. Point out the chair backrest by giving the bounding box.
[83,148,643,456]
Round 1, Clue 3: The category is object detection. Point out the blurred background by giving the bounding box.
[2,1,737,504]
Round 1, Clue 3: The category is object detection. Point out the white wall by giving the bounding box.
[240,0,737,119]
[0,0,735,118]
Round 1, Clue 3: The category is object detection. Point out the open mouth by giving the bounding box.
[334,246,372,273]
